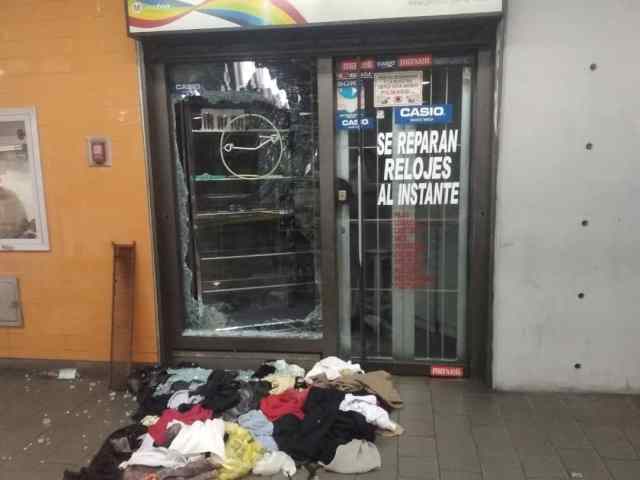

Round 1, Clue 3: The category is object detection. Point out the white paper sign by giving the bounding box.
[374,71,423,108]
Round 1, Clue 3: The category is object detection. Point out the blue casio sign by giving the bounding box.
[394,104,453,125]
[336,114,374,130]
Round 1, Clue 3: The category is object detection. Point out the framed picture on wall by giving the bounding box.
[0,107,49,251]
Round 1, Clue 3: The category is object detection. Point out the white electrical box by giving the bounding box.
[0,277,22,327]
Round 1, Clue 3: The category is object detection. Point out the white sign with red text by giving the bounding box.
[374,71,423,108]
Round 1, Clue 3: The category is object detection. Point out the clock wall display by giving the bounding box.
[219,113,285,180]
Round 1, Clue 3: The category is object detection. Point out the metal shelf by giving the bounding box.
[201,250,316,261]
[203,281,315,294]
[194,174,314,182]
[195,209,293,223]
[196,208,292,215]
[181,100,321,312]
[192,129,290,133]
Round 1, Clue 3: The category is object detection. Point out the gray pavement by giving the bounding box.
[1,369,640,479]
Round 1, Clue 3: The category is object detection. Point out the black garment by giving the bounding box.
[323,410,375,460]
[302,387,345,414]
[132,391,172,421]
[167,380,191,392]
[127,366,168,396]
[252,364,276,379]
[221,380,272,420]
[129,366,172,421]
[63,424,147,480]
[273,387,375,463]
[193,369,242,414]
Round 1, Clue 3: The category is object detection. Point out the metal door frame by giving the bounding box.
[140,18,498,378]
[334,56,475,368]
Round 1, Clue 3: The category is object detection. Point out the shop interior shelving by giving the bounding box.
[180,101,319,320]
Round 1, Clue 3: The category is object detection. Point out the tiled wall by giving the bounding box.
[0,0,158,362]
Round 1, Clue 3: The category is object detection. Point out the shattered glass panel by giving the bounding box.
[170,59,322,339]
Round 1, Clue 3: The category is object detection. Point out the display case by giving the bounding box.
[172,59,322,338]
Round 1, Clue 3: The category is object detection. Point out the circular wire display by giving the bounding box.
[219,113,284,180]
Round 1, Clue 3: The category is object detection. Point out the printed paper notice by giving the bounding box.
[374,71,423,108]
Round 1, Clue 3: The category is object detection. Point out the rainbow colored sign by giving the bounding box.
[127,0,502,35]
[128,0,306,31]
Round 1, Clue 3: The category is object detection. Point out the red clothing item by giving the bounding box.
[148,405,212,445]
[260,388,310,422]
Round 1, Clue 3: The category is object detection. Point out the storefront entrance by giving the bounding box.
[142,19,497,375]
[162,51,472,368]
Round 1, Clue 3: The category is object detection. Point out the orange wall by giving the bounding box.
[0,1,158,362]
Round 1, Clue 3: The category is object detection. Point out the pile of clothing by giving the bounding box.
[63,357,405,480]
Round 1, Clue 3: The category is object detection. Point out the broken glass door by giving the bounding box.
[170,58,322,339]
[336,54,472,362]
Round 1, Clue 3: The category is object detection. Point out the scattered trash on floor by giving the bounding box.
[59,368,79,380]
[40,368,79,380]
[62,357,405,480]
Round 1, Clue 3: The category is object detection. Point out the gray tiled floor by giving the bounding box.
[1,371,640,480]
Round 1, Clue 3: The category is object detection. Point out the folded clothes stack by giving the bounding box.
[63,356,405,480]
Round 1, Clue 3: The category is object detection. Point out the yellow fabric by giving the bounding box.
[263,374,297,395]
[217,422,265,480]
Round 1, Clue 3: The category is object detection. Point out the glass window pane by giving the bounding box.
[0,120,35,240]
[171,58,322,339]
[350,289,393,358]
[0,111,48,251]
[336,57,470,362]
